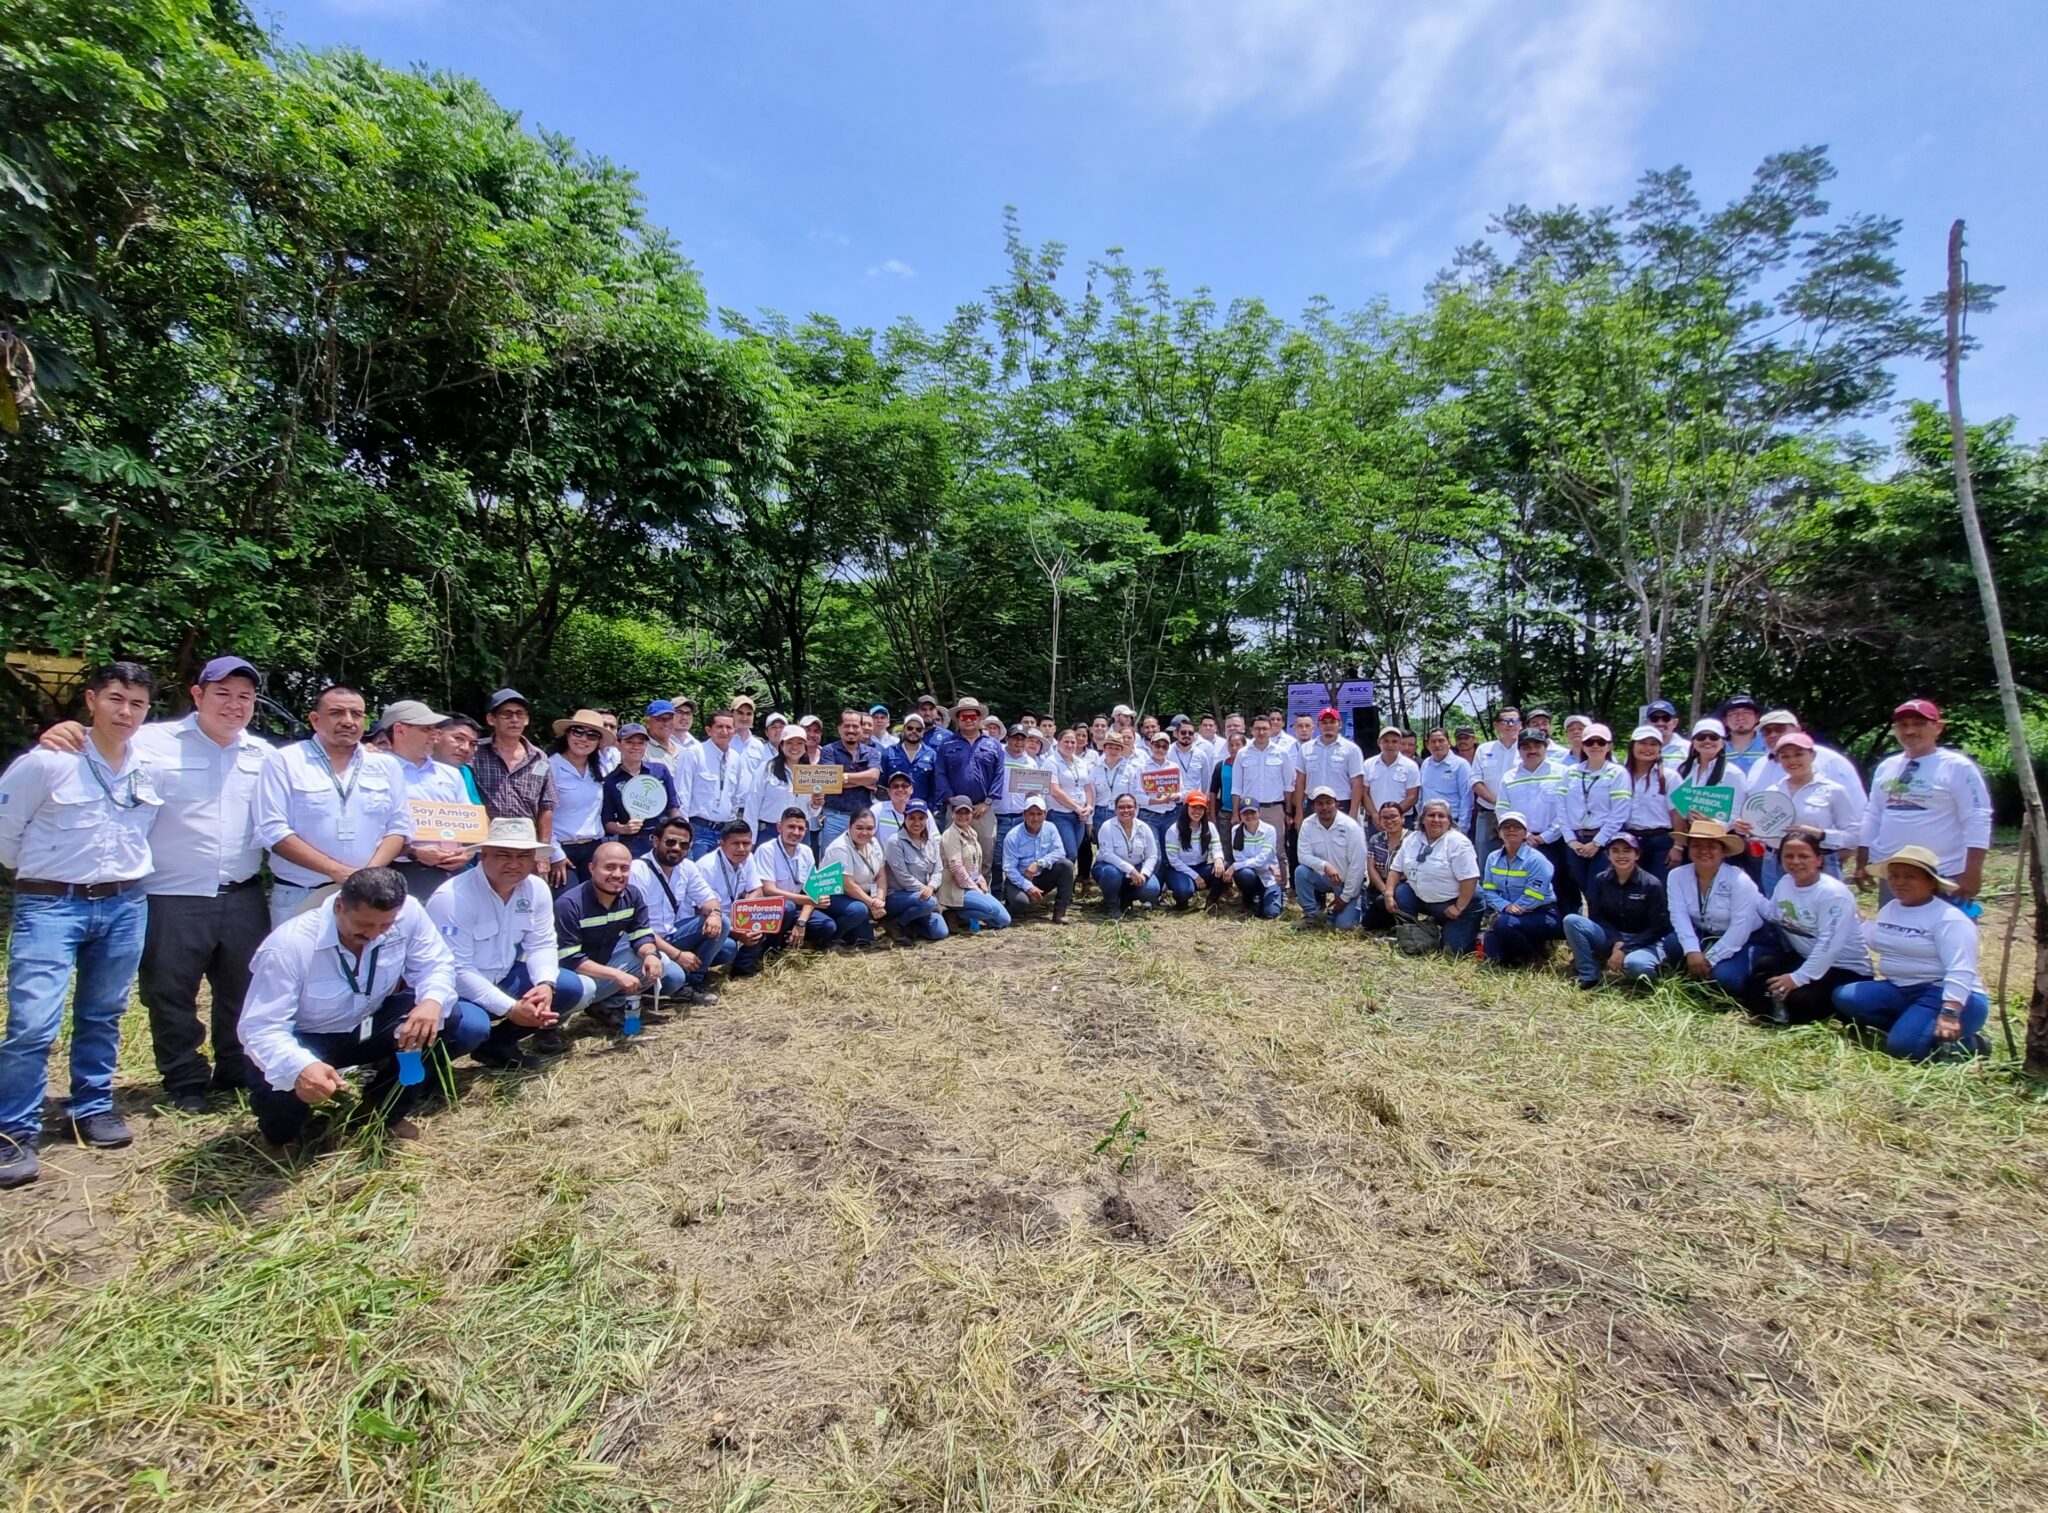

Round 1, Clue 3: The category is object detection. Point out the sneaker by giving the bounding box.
[68,1112,133,1149]
[1575,979,1601,992]
[684,986,721,1007]
[166,1088,211,1115]
[0,1134,37,1189]
[1104,906,1124,922]
[586,1003,626,1032]
[529,1029,569,1057]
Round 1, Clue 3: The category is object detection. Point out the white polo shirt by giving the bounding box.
[1297,737,1366,802]
[132,716,269,895]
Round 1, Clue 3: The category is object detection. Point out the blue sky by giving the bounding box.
[276,0,2045,439]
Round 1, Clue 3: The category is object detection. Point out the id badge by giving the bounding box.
[336,815,358,843]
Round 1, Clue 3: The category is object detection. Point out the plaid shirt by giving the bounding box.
[472,738,557,820]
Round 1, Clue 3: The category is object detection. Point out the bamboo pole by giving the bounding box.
[1994,814,2029,1060]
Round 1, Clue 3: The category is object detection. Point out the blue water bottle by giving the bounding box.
[396,1049,425,1086]
[623,1001,642,1036]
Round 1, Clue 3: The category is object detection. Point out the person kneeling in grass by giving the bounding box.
[1384,799,1482,955]
[239,866,488,1147]
[1094,792,1163,920]
[1478,811,1563,967]
[1001,796,1076,923]
[1622,818,1766,999]
[1163,793,1228,910]
[1229,801,1286,919]
[1561,833,1665,990]
[1744,830,1872,1024]
[1833,846,1991,1061]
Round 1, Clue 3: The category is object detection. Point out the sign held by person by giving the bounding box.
[804,862,844,901]
[734,898,786,932]
[408,800,489,844]
[791,763,844,796]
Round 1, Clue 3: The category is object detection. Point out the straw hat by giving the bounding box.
[1685,818,1747,857]
[1878,845,1957,893]
[551,708,607,738]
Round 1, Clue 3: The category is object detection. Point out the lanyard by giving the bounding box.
[307,741,362,808]
[648,860,681,913]
[83,752,140,810]
[335,942,381,998]
[774,845,803,890]
[718,853,747,903]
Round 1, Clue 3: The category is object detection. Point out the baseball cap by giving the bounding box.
[731,693,757,710]
[618,722,648,740]
[1646,699,1678,718]
[1691,717,1727,738]
[1005,725,1027,738]
[916,692,940,706]
[1607,831,1640,850]
[1527,708,1553,720]
[1563,713,1590,729]
[1112,703,1136,719]
[800,713,823,728]
[764,711,789,727]
[197,655,261,687]
[644,699,675,717]
[1169,713,1191,729]
[904,800,930,815]
[1721,693,1761,714]
[1760,709,1800,728]
[1309,785,1337,801]
[869,703,890,716]
[885,770,913,786]
[1497,809,1530,828]
[1318,705,1340,722]
[1583,722,1613,743]
[380,699,445,728]
[487,687,529,712]
[1629,723,1663,744]
[1516,727,1548,746]
[1776,730,1816,751]
[1185,791,1209,810]
[1894,698,1941,722]
[947,795,973,812]
[1023,794,1048,811]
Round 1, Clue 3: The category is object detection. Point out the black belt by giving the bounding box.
[14,877,139,899]
[219,875,262,894]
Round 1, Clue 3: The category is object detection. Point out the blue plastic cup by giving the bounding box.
[396,1049,425,1086]
[624,1005,642,1036]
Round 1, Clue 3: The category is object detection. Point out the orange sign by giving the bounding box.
[409,800,489,844]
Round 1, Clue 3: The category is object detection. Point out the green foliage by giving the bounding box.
[545,611,739,721]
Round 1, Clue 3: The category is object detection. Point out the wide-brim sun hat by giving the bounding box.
[1685,818,1747,856]
[1879,845,1957,892]
[551,708,608,737]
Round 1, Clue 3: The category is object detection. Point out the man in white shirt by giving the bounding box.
[37,654,272,1114]
[240,867,482,1147]
[255,685,413,925]
[1294,786,1369,929]
[1364,727,1422,824]
[1295,707,1367,818]
[0,661,165,1185]
[684,711,745,861]
[382,698,474,902]
[1469,707,1523,861]
[1167,715,1218,798]
[1230,715,1295,834]
[1853,698,1994,904]
[727,694,763,770]
[426,818,580,1071]
[695,819,775,975]
[630,816,733,1000]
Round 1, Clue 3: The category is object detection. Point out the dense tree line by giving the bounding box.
[4,0,2042,771]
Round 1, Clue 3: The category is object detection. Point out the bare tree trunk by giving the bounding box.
[1944,219,2048,1075]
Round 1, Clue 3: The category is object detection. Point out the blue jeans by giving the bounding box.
[0,890,148,1139]
[462,961,588,1057]
[1092,863,1161,911]
[1392,883,1481,955]
[687,823,725,862]
[820,894,874,944]
[1165,864,1225,905]
[667,915,736,983]
[951,890,1011,930]
[1233,866,1283,918]
[566,938,688,1012]
[992,812,1025,863]
[1294,864,1363,927]
[884,889,948,941]
[1483,904,1562,967]
[1561,915,1621,985]
[1140,810,1174,850]
[1834,979,1990,1061]
[1621,932,1760,997]
[1048,810,1083,860]
[1470,810,1497,866]
[249,992,491,1143]
[820,809,856,851]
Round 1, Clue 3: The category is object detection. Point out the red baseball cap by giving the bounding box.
[1318,705,1340,721]
[1893,698,1941,722]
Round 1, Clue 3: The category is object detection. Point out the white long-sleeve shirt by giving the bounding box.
[1755,744,1865,805]
[132,715,268,895]
[424,866,559,1015]
[1867,898,1984,1004]
[1499,759,1566,842]
[1165,820,1223,877]
[684,741,745,824]
[255,740,412,886]
[1665,861,1764,966]
[1471,739,1518,812]
[1764,873,1872,985]
[1231,822,1282,883]
[629,852,720,936]
[548,754,606,842]
[744,761,823,832]
[1298,811,1369,901]
[1623,765,1678,831]
[1231,741,1295,806]
[239,896,457,1090]
[1859,747,1993,879]
[0,742,163,883]
[1559,760,1632,845]
[1095,817,1159,878]
[1758,774,1863,852]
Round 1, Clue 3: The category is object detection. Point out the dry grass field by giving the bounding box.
[3,875,2048,1511]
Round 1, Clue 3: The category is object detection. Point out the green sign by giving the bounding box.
[804,862,844,901]
[1671,782,1736,823]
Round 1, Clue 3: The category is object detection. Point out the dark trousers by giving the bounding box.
[249,995,488,1144]
[1484,904,1563,967]
[1004,858,1075,919]
[139,883,268,1095]
[1742,954,1865,1023]
[1540,840,1582,915]
[397,862,458,903]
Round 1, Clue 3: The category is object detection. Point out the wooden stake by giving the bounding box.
[1995,814,2029,1060]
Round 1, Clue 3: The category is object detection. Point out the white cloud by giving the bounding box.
[867,258,917,279]
[1028,0,1669,207]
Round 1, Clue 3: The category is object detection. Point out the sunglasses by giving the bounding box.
[1693,733,1723,743]
[568,727,601,740]
[1582,737,1611,746]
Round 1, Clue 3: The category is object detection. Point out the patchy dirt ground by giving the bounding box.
[4,907,2048,1511]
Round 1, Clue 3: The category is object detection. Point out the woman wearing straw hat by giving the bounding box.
[1832,846,1992,1060]
[1622,818,1766,997]
[547,709,611,886]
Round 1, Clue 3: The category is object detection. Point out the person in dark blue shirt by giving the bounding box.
[935,696,1005,856]
[880,713,941,806]
[1562,833,1668,988]
[816,708,883,852]
[599,723,678,857]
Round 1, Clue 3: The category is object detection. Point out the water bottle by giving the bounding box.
[1962,899,1984,921]
[396,1049,425,1086]
[624,1002,643,1036]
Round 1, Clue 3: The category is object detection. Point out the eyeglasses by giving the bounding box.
[1582,738,1611,746]
[1650,714,1677,722]
[1497,718,1521,726]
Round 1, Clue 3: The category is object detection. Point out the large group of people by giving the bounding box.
[0,662,2002,1189]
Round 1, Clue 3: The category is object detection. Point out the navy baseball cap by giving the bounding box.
[905,800,930,815]
[197,655,261,687]
[618,722,648,739]
[487,687,528,712]
[1646,699,1678,718]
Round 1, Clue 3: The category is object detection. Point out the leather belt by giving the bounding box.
[14,878,139,899]
[219,875,263,893]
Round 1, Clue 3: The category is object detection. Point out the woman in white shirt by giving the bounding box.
[1622,725,1678,878]
[747,730,824,846]
[823,808,889,944]
[1383,799,1483,956]
[1745,831,1871,1024]
[1668,719,1750,875]
[548,710,609,884]
[1834,845,1990,1060]
[1754,730,1862,893]
[1048,729,1095,864]
[1162,793,1227,909]
[1229,803,1286,918]
[1625,818,1763,997]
